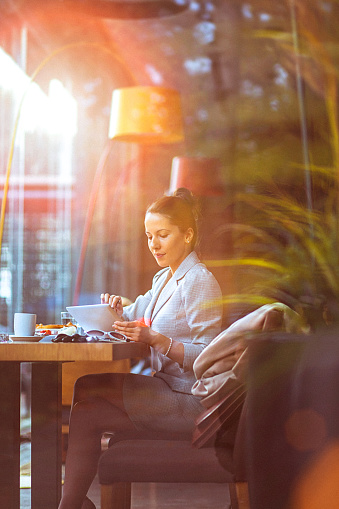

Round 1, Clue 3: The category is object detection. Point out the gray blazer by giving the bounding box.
[123,251,222,394]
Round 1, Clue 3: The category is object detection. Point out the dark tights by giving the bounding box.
[58,373,137,509]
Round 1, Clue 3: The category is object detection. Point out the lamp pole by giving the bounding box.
[72,139,113,305]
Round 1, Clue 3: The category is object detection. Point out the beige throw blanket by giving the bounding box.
[192,303,305,408]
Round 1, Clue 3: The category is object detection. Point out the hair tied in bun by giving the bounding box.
[173,187,200,221]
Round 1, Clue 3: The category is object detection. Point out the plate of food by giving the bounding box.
[35,323,77,336]
[36,323,64,336]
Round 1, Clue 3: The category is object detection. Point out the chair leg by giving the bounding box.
[229,482,249,509]
[237,482,250,509]
[229,483,239,509]
[101,482,131,509]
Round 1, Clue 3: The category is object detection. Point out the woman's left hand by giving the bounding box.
[114,320,184,364]
[113,320,159,346]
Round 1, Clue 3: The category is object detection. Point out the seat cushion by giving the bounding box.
[98,439,235,484]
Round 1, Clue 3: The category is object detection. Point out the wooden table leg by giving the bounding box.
[0,362,21,509]
[31,362,62,509]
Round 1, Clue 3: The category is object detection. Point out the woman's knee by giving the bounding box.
[72,374,95,403]
[70,396,134,435]
[73,373,126,406]
[74,373,96,393]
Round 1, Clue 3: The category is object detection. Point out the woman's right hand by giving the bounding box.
[100,293,124,317]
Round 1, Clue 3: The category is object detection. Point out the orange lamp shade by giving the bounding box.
[169,156,225,196]
[108,86,184,143]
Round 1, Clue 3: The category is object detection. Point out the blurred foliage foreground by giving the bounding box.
[211,183,339,331]
[205,0,339,331]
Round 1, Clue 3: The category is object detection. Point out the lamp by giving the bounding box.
[73,85,185,304]
[169,156,224,196]
[109,86,184,143]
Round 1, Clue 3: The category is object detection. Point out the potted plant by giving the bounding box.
[206,178,339,331]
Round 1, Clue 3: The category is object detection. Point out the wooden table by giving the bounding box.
[0,341,149,509]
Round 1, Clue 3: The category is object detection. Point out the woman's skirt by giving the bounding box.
[123,372,204,433]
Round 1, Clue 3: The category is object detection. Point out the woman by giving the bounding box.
[58,188,222,509]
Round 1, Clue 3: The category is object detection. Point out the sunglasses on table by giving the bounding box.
[85,330,129,342]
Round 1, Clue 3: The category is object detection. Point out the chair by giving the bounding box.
[98,398,249,509]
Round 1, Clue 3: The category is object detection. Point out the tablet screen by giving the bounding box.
[66,304,120,333]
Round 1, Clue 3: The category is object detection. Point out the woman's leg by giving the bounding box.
[58,373,137,509]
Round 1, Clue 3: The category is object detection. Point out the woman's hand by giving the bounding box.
[100,293,124,317]
[113,320,160,346]
[114,320,185,365]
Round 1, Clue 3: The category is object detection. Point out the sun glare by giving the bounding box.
[0,48,78,137]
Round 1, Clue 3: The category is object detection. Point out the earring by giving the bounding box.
[186,239,190,244]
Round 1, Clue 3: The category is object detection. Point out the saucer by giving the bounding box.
[9,335,41,343]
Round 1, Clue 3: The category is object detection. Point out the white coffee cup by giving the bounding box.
[14,313,37,337]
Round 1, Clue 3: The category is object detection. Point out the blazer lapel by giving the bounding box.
[143,269,170,325]
[151,274,177,322]
[150,251,200,324]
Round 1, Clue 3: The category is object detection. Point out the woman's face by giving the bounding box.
[145,212,193,274]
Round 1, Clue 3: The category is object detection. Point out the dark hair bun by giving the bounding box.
[173,187,193,201]
[173,187,199,220]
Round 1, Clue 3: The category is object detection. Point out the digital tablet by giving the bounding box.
[66,304,120,333]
